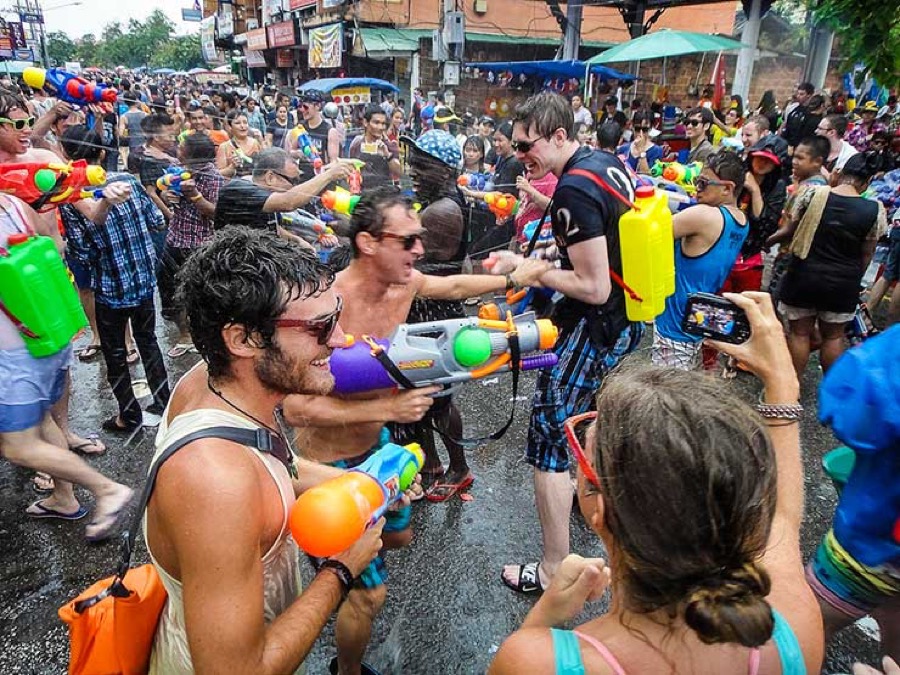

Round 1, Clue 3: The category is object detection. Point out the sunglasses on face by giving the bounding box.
[564,411,602,489]
[377,231,423,250]
[271,171,301,186]
[274,295,342,345]
[694,175,734,191]
[636,126,651,133]
[0,116,35,130]
[685,119,704,127]
[511,137,542,153]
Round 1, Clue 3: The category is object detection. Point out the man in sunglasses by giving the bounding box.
[283,186,549,675]
[144,227,385,674]
[684,107,715,164]
[293,89,342,164]
[651,151,748,370]
[213,146,354,241]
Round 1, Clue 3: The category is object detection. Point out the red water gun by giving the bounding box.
[0,160,106,211]
[23,67,117,107]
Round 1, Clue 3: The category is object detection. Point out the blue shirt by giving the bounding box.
[61,172,163,309]
[617,141,664,172]
[655,205,748,342]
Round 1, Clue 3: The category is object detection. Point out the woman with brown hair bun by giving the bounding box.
[490,292,823,675]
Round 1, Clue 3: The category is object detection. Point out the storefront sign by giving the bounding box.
[308,22,342,69]
[276,49,293,68]
[289,0,317,9]
[200,16,220,63]
[245,50,267,67]
[267,19,296,48]
[332,86,370,105]
[246,27,268,50]
[7,22,25,49]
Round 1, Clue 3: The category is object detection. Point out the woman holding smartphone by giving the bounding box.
[491,291,823,675]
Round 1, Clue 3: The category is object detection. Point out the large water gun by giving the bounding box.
[321,186,360,216]
[457,172,493,191]
[618,185,675,321]
[478,288,535,320]
[156,166,191,195]
[290,442,424,557]
[483,192,519,220]
[23,67,118,107]
[0,229,88,357]
[329,311,558,396]
[0,160,106,211]
[650,161,703,193]
[293,124,323,174]
[279,209,335,244]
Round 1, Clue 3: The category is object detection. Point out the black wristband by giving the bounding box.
[318,559,354,599]
[505,273,516,290]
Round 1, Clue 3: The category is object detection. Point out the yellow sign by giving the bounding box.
[332,86,371,105]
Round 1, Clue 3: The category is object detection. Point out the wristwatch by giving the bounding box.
[318,559,354,601]
[639,152,647,159]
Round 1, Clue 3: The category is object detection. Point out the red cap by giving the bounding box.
[635,185,655,199]
[750,149,781,167]
[7,233,29,246]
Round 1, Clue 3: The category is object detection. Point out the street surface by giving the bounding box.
[0,310,883,674]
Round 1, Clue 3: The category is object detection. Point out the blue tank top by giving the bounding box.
[655,205,748,342]
[550,608,806,675]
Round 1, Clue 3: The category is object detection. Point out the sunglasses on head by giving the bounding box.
[377,231,423,250]
[563,411,602,489]
[685,119,704,127]
[694,175,734,191]
[0,116,35,130]
[274,295,342,345]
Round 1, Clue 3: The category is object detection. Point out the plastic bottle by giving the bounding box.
[618,185,675,321]
[0,233,87,357]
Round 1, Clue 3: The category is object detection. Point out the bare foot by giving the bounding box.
[86,484,134,542]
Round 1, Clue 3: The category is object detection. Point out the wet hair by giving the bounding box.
[252,147,291,178]
[796,136,829,162]
[631,110,653,128]
[706,151,746,196]
[60,125,104,164]
[225,108,248,127]
[181,132,216,165]
[597,122,622,152]
[840,153,875,183]
[140,113,174,136]
[0,88,26,118]
[363,104,386,123]
[797,82,814,95]
[592,365,776,648]
[513,92,576,142]
[178,227,334,379]
[495,120,514,141]
[326,244,353,273]
[348,186,416,256]
[745,114,769,133]
[807,94,825,112]
[686,106,714,127]
[824,114,848,137]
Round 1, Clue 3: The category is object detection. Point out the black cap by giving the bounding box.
[297,89,328,103]
[605,95,618,106]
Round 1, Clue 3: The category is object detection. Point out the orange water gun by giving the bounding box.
[0,160,106,211]
[483,192,519,220]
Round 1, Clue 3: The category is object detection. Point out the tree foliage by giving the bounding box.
[46,10,202,70]
[809,0,900,87]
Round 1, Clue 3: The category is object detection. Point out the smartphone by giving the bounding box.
[682,292,751,344]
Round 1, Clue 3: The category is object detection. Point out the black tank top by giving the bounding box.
[305,120,333,163]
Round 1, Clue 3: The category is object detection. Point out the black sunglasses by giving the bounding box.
[378,231,423,251]
[636,126,651,133]
[685,119,704,127]
[274,296,342,345]
[511,137,543,153]
[271,171,301,186]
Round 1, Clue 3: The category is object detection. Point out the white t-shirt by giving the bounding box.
[573,106,593,127]
[834,141,859,171]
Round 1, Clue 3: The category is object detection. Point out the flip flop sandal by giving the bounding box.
[167,343,194,358]
[32,472,55,494]
[26,499,90,521]
[77,345,102,361]
[69,436,106,455]
[501,562,545,595]
[425,473,474,503]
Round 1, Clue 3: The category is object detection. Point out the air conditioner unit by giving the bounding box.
[443,11,465,45]
[432,29,448,61]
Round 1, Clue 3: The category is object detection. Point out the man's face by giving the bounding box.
[685,113,707,141]
[247,100,256,111]
[301,102,319,122]
[263,159,301,192]
[368,204,425,284]
[154,124,178,153]
[791,145,821,180]
[815,119,835,144]
[742,122,761,149]
[365,112,387,138]
[258,288,345,396]
[572,96,582,110]
[695,168,733,206]
[795,88,811,106]
[0,107,33,155]
[492,130,511,157]
[212,94,223,109]
[512,120,555,180]
[189,110,207,131]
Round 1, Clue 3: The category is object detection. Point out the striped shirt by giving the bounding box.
[61,172,163,308]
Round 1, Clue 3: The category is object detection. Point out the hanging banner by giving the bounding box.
[246,27,268,50]
[200,16,219,63]
[308,23,342,69]
[246,50,267,67]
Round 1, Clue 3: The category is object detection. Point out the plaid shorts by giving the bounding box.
[650,330,702,371]
[526,319,643,472]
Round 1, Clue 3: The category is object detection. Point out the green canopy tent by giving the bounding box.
[585,29,746,65]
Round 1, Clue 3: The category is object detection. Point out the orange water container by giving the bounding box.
[618,185,675,321]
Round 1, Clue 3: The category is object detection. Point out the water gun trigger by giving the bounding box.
[362,335,384,356]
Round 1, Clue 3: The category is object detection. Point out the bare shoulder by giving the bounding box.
[22,147,63,163]
[488,628,557,675]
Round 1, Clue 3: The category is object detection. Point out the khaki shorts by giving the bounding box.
[778,302,855,324]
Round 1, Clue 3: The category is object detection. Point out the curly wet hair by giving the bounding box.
[177,227,335,378]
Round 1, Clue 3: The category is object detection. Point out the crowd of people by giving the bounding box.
[0,66,897,675]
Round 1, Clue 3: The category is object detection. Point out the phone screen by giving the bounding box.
[686,300,739,335]
[682,293,750,344]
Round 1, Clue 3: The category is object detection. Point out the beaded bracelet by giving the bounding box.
[755,402,803,421]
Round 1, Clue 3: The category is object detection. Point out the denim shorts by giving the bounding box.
[0,345,72,433]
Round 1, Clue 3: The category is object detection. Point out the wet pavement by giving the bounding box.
[0,313,883,674]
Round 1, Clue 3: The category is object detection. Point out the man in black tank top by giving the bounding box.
[296,89,342,164]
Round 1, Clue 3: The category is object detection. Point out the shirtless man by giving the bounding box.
[283,186,549,675]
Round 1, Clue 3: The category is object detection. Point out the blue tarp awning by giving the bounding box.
[466,60,636,81]
[298,78,400,94]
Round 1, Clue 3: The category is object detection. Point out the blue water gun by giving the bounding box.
[458,173,494,191]
[156,166,191,196]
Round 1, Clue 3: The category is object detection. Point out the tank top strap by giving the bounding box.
[572,630,628,675]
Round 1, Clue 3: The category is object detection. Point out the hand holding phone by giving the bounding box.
[682,292,751,344]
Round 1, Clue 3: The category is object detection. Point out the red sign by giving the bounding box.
[289,0,317,8]
[267,20,296,48]
[246,28,268,51]
[276,49,294,68]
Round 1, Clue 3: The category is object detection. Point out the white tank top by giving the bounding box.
[144,407,304,674]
